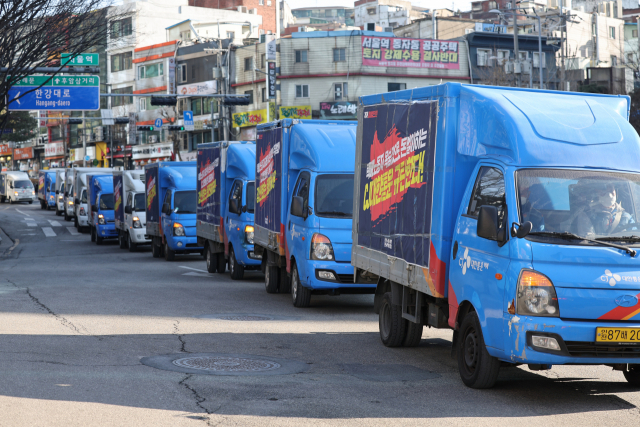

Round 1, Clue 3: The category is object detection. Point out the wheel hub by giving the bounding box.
[463,329,479,371]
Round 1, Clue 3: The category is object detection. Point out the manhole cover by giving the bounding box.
[172,356,281,372]
[141,353,309,376]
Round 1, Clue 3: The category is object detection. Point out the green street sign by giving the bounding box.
[11,76,53,87]
[61,53,99,66]
[11,75,100,87]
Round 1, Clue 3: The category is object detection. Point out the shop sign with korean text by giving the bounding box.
[45,142,65,158]
[320,101,357,119]
[178,81,217,96]
[361,36,459,70]
[0,144,11,155]
[14,147,34,160]
[279,105,311,120]
[232,109,267,128]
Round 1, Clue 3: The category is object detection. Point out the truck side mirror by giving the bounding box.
[229,198,239,215]
[55,190,59,194]
[91,205,97,212]
[511,221,532,239]
[477,205,499,241]
[291,196,304,218]
[74,198,79,205]
[162,203,170,214]
[64,191,68,197]
[125,205,132,214]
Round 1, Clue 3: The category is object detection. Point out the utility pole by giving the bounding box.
[82,110,86,166]
[560,0,566,91]
[513,10,520,87]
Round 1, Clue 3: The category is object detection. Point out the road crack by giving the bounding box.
[174,320,189,353]
[179,374,213,419]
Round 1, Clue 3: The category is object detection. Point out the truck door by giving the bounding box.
[161,189,173,238]
[286,172,311,278]
[125,193,133,226]
[226,180,243,253]
[450,165,510,351]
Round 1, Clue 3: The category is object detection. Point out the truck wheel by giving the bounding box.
[457,311,501,389]
[265,265,279,294]
[118,232,127,249]
[128,233,137,252]
[279,266,291,294]
[164,242,175,261]
[403,321,424,347]
[216,251,226,273]
[624,365,640,386]
[56,208,62,216]
[291,264,311,307]
[90,227,96,242]
[206,245,217,273]
[64,211,69,221]
[229,248,244,280]
[28,201,33,205]
[96,234,104,245]
[151,240,161,258]
[379,292,406,347]
[40,201,45,209]
[74,216,79,229]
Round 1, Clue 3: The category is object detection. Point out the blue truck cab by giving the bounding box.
[255,119,377,307]
[145,162,203,261]
[353,83,640,388]
[38,170,59,210]
[87,174,116,245]
[196,141,261,279]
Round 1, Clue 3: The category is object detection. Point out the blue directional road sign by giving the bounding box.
[85,156,91,162]
[183,110,194,131]
[154,118,163,128]
[8,76,100,111]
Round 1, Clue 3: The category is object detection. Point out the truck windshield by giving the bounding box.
[81,190,87,204]
[14,180,32,188]
[174,190,196,214]
[315,174,354,218]
[517,169,640,241]
[134,193,146,212]
[246,182,255,213]
[100,194,114,210]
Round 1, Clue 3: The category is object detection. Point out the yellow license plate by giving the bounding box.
[596,327,640,343]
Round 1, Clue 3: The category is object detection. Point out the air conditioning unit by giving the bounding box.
[237,6,247,13]
[147,135,158,144]
[251,8,258,14]
[514,62,522,74]
[384,26,393,32]
[504,62,514,74]
[521,61,532,74]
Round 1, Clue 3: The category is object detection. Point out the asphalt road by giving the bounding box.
[1,202,640,426]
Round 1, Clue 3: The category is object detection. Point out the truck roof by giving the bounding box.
[92,175,113,193]
[227,143,256,180]
[259,119,358,173]
[146,161,197,190]
[2,171,30,179]
[360,83,639,172]
[114,170,145,193]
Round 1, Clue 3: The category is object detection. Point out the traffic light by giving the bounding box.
[137,126,154,131]
[114,117,130,124]
[67,118,83,124]
[167,126,185,131]
[150,96,177,106]
[221,95,251,105]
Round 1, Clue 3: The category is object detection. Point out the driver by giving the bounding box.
[576,183,635,235]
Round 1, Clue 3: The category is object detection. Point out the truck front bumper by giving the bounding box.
[47,197,56,207]
[500,315,640,365]
[66,206,75,217]
[302,260,376,291]
[97,224,117,238]
[168,235,202,252]
[129,227,151,244]
[77,214,89,227]
[234,243,262,267]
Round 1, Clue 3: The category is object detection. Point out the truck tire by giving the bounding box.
[229,247,244,280]
[206,245,217,273]
[152,240,161,258]
[64,210,69,221]
[216,251,226,273]
[128,233,137,252]
[457,311,501,389]
[118,232,128,249]
[0,196,4,203]
[90,227,96,242]
[40,201,45,209]
[74,216,79,229]
[624,365,640,386]
[265,265,279,294]
[164,242,175,261]
[96,234,104,245]
[28,201,32,204]
[403,321,423,347]
[379,292,406,347]
[56,208,62,216]
[291,264,311,307]
[279,266,291,294]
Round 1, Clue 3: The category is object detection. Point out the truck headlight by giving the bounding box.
[79,207,86,216]
[32,191,35,195]
[68,200,74,206]
[14,191,18,196]
[98,214,106,225]
[173,222,185,236]
[245,225,254,244]
[516,270,559,317]
[132,216,142,229]
[58,195,63,200]
[49,195,54,199]
[311,233,335,261]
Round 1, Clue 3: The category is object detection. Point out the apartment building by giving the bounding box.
[354,0,426,31]
[188,0,278,35]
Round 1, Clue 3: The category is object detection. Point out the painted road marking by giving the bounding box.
[66,227,80,236]
[16,209,31,217]
[182,271,213,277]
[42,227,56,237]
[26,222,37,227]
[179,266,210,273]
[48,220,62,227]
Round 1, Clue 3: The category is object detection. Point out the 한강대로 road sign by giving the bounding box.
[7,75,100,111]
[61,53,99,66]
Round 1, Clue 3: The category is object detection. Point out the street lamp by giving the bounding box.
[489,8,543,89]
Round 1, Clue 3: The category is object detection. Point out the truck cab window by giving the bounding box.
[100,194,114,210]
[134,193,146,212]
[163,189,172,210]
[229,181,242,205]
[467,167,506,221]
[81,189,87,204]
[126,193,133,208]
[174,191,197,214]
[245,182,255,213]
[294,174,310,205]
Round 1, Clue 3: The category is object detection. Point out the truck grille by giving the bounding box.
[565,341,640,358]
[336,274,354,283]
[186,243,200,248]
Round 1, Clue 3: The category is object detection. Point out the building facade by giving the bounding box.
[354,0,425,31]
[188,0,278,35]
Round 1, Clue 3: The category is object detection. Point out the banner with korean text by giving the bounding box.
[361,36,459,70]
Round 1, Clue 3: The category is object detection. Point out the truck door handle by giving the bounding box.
[288,221,291,230]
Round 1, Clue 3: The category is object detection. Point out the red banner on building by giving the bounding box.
[0,144,11,155]
[14,147,34,160]
[361,36,460,70]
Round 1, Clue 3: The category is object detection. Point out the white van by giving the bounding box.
[0,171,36,204]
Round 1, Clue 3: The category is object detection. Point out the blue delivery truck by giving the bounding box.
[87,174,116,245]
[38,169,61,210]
[254,119,377,307]
[197,141,261,280]
[352,82,640,389]
[145,162,203,261]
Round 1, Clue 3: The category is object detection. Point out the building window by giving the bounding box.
[244,57,253,72]
[259,0,264,5]
[138,62,163,79]
[227,31,235,40]
[611,55,618,66]
[334,82,348,101]
[477,48,491,66]
[262,87,267,102]
[518,51,529,61]
[110,17,132,39]
[139,97,146,111]
[245,90,254,104]
[533,52,546,68]
[606,3,611,17]
[488,1,497,8]
[367,7,376,15]
[628,53,634,63]
[333,48,346,62]
[387,83,406,92]
[178,64,187,83]
[295,84,309,98]
[111,86,133,107]
[633,30,638,38]
[295,50,308,63]
[496,49,510,65]
[191,98,202,116]
[202,98,217,115]
[110,52,132,72]
[610,26,615,39]
[182,134,188,151]
[261,53,265,69]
